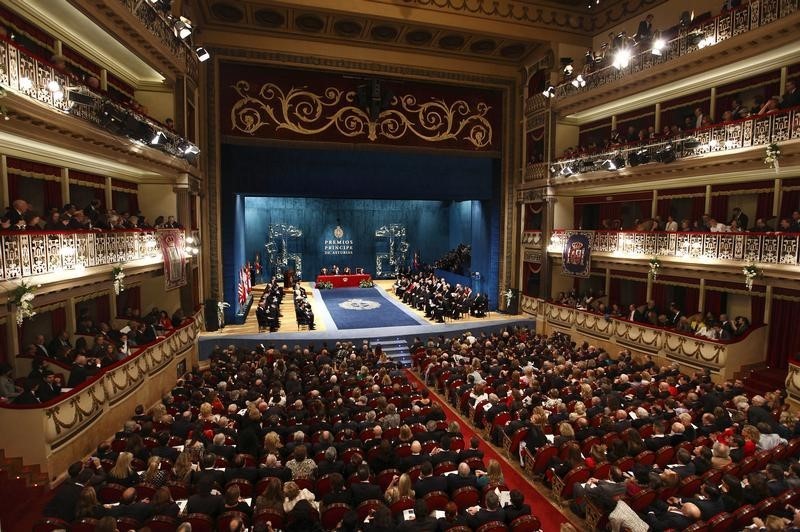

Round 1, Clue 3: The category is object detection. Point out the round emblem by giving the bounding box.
[342,277,349,283]
[334,225,344,239]
[338,299,381,310]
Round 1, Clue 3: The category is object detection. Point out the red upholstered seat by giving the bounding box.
[423,490,450,511]
[184,513,214,532]
[510,514,541,532]
[452,486,480,511]
[390,496,416,517]
[254,509,285,530]
[32,518,71,532]
[217,510,248,532]
[356,499,384,520]
[476,521,509,532]
[320,503,350,530]
[144,515,178,532]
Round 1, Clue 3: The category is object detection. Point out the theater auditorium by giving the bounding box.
[1,0,800,531]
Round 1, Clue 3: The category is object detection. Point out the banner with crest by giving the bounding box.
[157,229,187,290]
[561,231,592,278]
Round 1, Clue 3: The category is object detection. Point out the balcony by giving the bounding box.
[549,229,800,269]
[551,0,800,115]
[521,296,767,380]
[549,105,800,182]
[0,229,196,283]
[0,36,197,174]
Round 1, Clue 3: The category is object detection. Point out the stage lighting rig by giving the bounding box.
[542,86,555,98]
[655,144,676,163]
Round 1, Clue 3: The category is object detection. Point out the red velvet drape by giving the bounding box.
[51,307,67,338]
[128,193,140,216]
[691,196,706,224]
[704,290,726,316]
[44,180,62,212]
[610,278,622,306]
[751,295,766,325]
[7,174,19,204]
[657,199,672,220]
[94,186,106,202]
[709,195,729,222]
[651,283,668,306]
[756,191,774,221]
[781,189,800,217]
[767,299,800,369]
[95,295,110,325]
[684,286,700,315]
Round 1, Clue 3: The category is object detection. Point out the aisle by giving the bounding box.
[405,370,574,531]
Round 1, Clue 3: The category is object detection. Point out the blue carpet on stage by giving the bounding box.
[318,288,423,330]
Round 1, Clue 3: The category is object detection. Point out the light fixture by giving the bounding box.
[560,164,577,177]
[601,159,617,171]
[186,236,195,245]
[52,90,64,101]
[195,47,210,62]
[563,64,574,76]
[613,48,632,69]
[542,86,555,98]
[628,148,650,166]
[183,143,200,156]
[47,80,60,92]
[651,38,666,56]
[59,245,76,256]
[655,144,676,163]
[151,131,167,146]
[709,139,719,148]
[19,76,33,91]
[173,17,192,39]
[697,36,715,49]
[571,75,586,88]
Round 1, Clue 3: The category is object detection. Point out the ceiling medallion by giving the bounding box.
[295,14,325,33]
[334,20,363,37]
[254,9,285,28]
[405,29,433,45]
[210,2,244,23]
[470,39,497,54]
[499,44,526,58]
[438,34,466,49]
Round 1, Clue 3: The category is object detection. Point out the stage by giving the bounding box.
[199,280,533,361]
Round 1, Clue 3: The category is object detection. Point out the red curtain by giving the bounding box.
[710,195,729,222]
[781,189,800,217]
[691,196,706,224]
[51,307,67,338]
[651,283,668,306]
[128,193,140,216]
[8,174,20,204]
[756,191,774,221]
[95,295,110,325]
[94,186,106,202]
[44,180,62,212]
[704,290,726,316]
[610,278,621,306]
[684,286,700,315]
[751,295,766,325]
[767,299,800,369]
[657,199,672,220]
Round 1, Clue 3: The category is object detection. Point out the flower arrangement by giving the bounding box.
[742,263,761,291]
[317,281,334,290]
[504,288,514,309]
[112,265,125,295]
[765,143,780,172]
[648,256,661,279]
[359,278,374,288]
[10,281,38,325]
[217,301,229,329]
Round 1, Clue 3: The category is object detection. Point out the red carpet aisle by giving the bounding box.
[405,370,574,531]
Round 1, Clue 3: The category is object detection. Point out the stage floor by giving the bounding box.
[199,280,533,358]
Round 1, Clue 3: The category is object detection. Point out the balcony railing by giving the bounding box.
[523,163,548,183]
[0,37,195,160]
[549,229,800,265]
[118,0,199,80]
[0,229,170,281]
[550,105,800,178]
[553,0,799,100]
[521,296,767,379]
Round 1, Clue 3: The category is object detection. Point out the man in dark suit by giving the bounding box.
[780,79,799,109]
[402,441,428,471]
[224,453,260,484]
[646,503,701,531]
[730,207,749,231]
[185,479,224,518]
[150,432,179,462]
[670,448,697,479]
[413,461,448,498]
[447,463,478,495]
[42,463,91,522]
[458,437,484,462]
[317,447,345,477]
[398,499,438,532]
[467,490,506,529]
[190,453,225,488]
[348,464,382,506]
[430,437,459,467]
[635,14,654,43]
[261,453,291,482]
[67,355,96,387]
[170,411,193,439]
[719,314,735,340]
[667,302,683,327]
[209,433,236,462]
[682,483,725,521]
[13,379,41,405]
[107,487,154,523]
[504,490,531,524]
[37,372,62,402]
[48,330,72,360]
[627,304,645,323]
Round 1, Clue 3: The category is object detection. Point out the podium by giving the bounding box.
[283,269,295,289]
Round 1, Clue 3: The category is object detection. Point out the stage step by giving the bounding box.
[372,337,412,367]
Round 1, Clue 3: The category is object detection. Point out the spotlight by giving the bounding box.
[613,49,632,69]
[542,86,555,98]
[186,236,195,245]
[47,80,60,92]
[697,36,715,49]
[68,91,97,106]
[628,148,650,166]
[571,75,586,88]
[560,164,577,177]
[564,64,574,76]
[601,159,617,171]
[651,38,666,56]
[655,144,676,163]
[612,154,625,169]
[19,76,33,91]
[151,131,167,146]
[578,158,596,172]
[181,142,200,156]
[173,17,192,39]
[195,47,210,62]
[682,138,701,149]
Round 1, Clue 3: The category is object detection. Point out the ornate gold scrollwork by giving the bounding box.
[230,81,494,149]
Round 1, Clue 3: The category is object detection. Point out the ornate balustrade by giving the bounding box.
[118,0,199,79]
[0,229,170,282]
[523,163,548,183]
[0,37,194,160]
[553,0,799,100]
[0,309,203,478]
[549,229,800,266]
[521,298,766,380]
[550,105,800,178]
[787,362,800,404]
[522,231,543,249]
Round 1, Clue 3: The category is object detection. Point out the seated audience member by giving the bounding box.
[186,478,224,518]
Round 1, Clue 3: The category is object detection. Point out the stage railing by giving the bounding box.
[549,229,800,266]
[521,296,767,380]
[0,229,179,281]
[548,0,798,101]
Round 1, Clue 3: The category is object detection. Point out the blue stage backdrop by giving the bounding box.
[220,144,501,321]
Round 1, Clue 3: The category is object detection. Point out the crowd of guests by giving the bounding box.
[596,207,800,234]
[37,337,540,531]
[557,79,798,161]
[418,328,800,532]
[0,305,191,405]
[433,244,471,276]
[394,272,488,323]
[1,197,183,232]
[553,288,751,341]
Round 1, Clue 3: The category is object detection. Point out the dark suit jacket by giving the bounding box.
[185,493,224,517]
[224,466,260,484]
[67,364,93,387]
[190,468,225,488]
[349,481,383,506]
[504,503,531,524]
[468,508,506,529]
[447,474,478,494]
[414,475,448,498]
[42,481,83,521]
[37,383,61,402]
[108,501,154,523]
[322,489,352,507]
[260,466,291,483]
[209,444,236,462]
[13,390,40,405]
